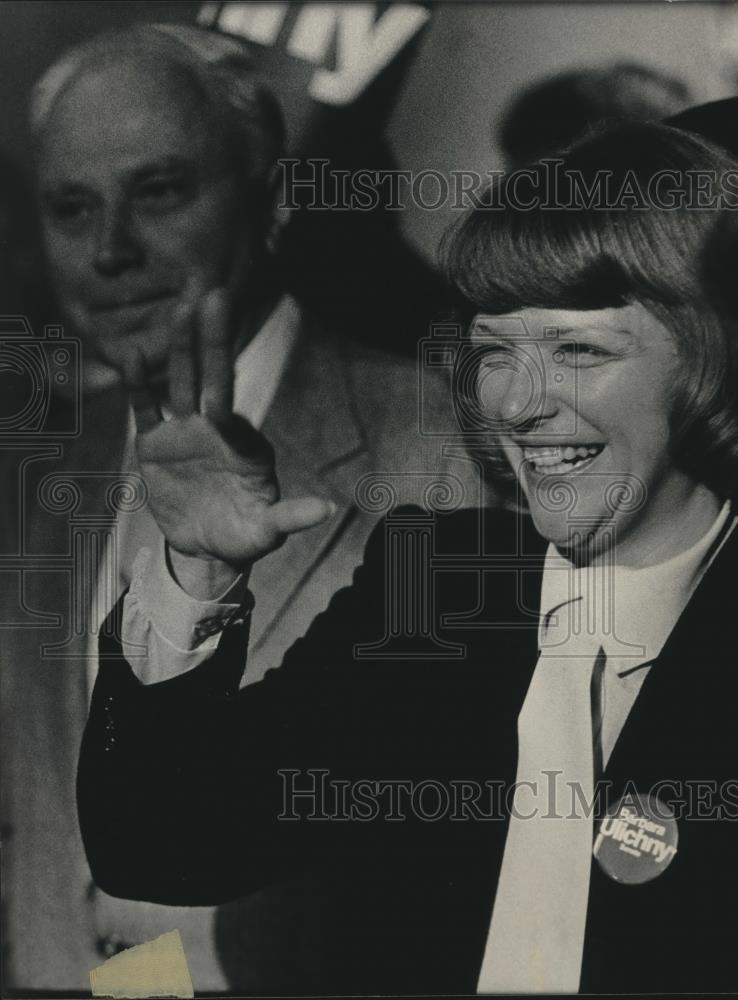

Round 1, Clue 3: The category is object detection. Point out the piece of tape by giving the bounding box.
[89,929,194,998]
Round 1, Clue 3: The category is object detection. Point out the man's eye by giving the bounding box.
[135,177,191,210]
[46,198,91,228]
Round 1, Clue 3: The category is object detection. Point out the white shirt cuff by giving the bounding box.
[121,538,253,684]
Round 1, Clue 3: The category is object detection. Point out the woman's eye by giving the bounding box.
[554,342,611,366]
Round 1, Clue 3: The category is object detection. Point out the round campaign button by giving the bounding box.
[593,792,678,885]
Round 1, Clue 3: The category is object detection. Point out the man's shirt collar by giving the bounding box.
[233,293,301,429]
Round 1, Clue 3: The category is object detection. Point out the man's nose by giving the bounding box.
[93,205,142,277]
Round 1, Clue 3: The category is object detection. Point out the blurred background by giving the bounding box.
[2,0,737,352]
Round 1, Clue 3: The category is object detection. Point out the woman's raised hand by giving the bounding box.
[123,288,335,583]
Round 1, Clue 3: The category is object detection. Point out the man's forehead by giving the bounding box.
[38,55,214,166]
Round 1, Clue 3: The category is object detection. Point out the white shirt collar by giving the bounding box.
[538,501,736,669]
[129,292,300,431]
[232,293,301,429]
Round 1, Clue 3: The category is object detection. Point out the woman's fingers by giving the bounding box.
[125,351,163,434]
[137,283,233,422]
[199,288,233,425]
[168,295,199,417]
[267,497,338,537]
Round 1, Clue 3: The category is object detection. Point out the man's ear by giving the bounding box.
[265,163,291,253]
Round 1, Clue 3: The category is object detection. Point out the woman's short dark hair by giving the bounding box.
[442,121,738,501]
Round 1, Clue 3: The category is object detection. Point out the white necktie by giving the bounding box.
[477,598,600,994]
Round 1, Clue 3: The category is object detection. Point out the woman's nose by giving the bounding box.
[479,347,559,429]
[93,204,142,277]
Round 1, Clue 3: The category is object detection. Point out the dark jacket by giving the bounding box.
[78,507,738,994]
[2,318,478,992]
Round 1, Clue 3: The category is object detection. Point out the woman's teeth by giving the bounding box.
[522,444,602,474]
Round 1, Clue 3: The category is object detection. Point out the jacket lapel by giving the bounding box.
[604,518,738,790]
[248,321,370,656]
[580,522,738,993]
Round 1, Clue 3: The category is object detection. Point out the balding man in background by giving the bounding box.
[1,24,475,992]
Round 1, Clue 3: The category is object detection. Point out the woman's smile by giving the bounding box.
[475,303,719,564]
[519,443,605,476]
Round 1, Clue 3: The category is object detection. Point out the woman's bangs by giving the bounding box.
[445,200,671,318]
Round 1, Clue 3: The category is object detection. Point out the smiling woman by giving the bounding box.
[470,302,708,564]
[76,116,738,996]
[444,122,738,563]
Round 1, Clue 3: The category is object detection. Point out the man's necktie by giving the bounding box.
[477,598,600,994]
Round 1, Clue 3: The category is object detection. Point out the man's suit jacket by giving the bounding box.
[1,317,478,991]
[79,506,738,995]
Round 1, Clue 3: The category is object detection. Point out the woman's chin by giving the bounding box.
[528,507,574,548]
[526,503,602,555]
